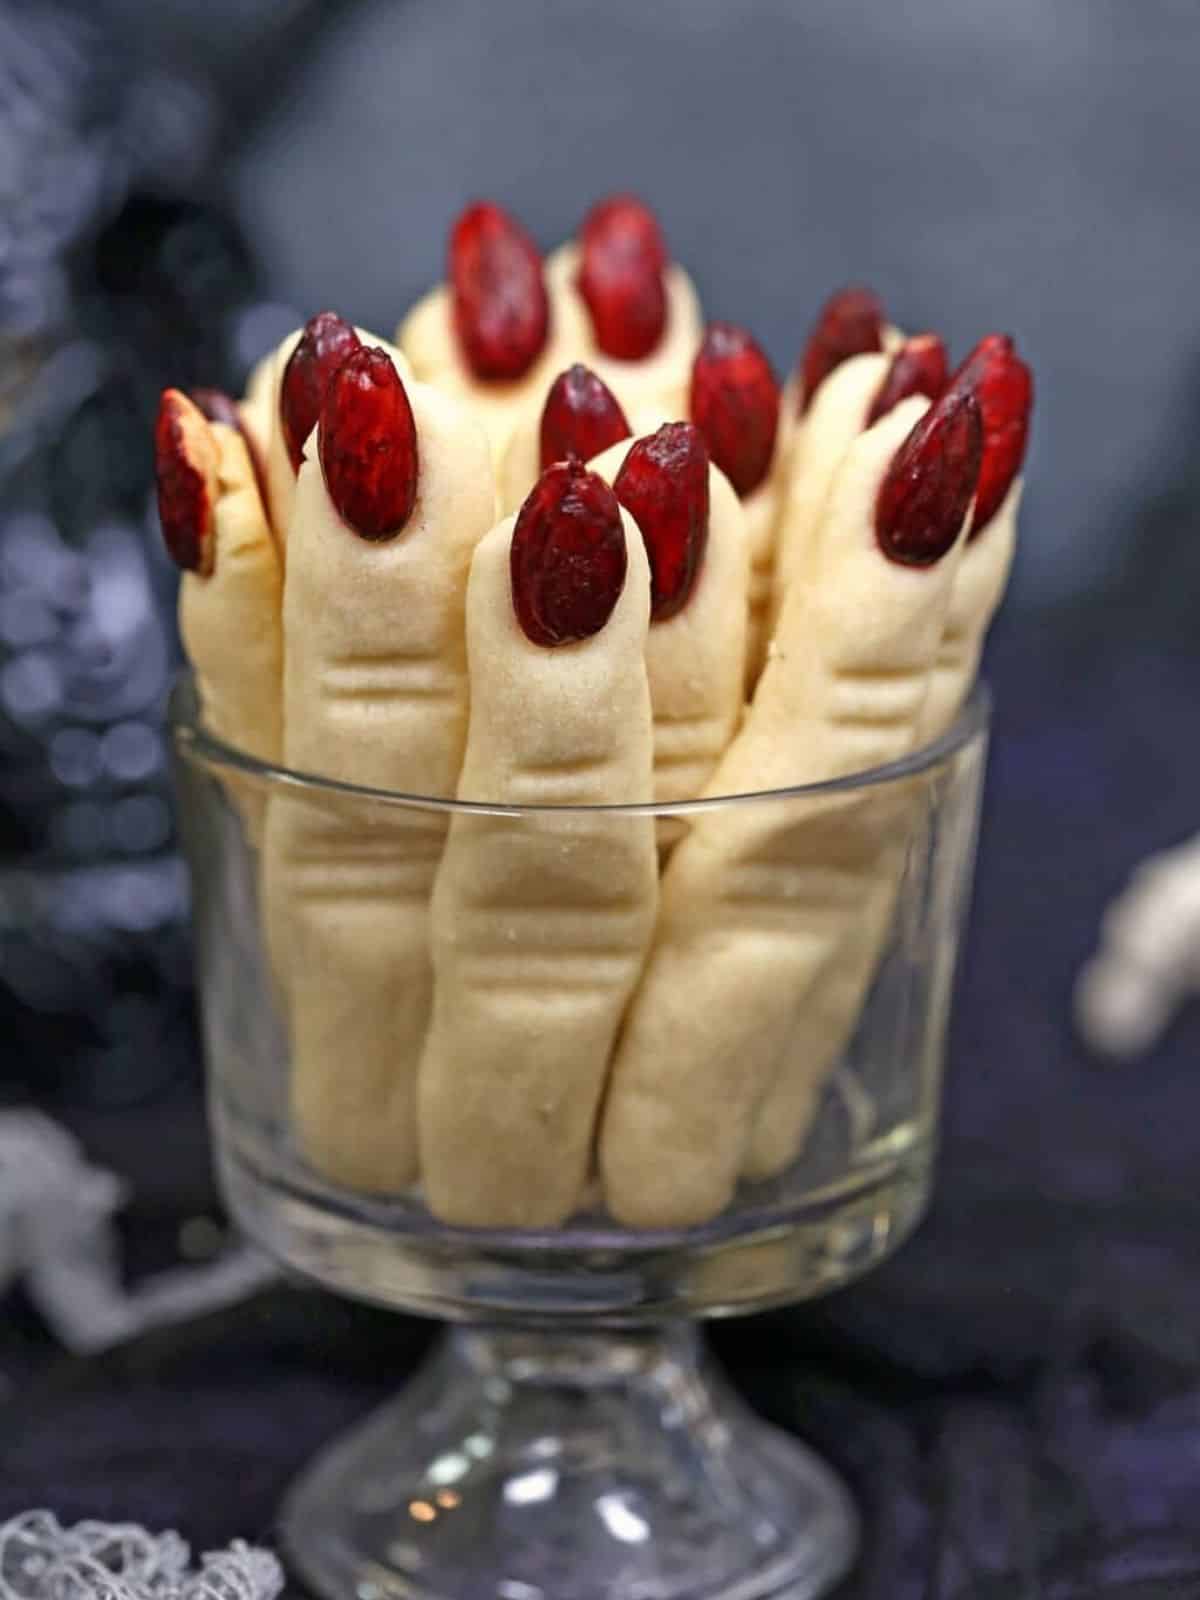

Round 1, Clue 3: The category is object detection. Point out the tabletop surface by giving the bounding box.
[3,613,1200,1599]
[4,3,1200,1592]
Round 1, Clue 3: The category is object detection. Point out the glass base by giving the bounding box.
[281,1324,857,1600]
[217,1096,933,1322]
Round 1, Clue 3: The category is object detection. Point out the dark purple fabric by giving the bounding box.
[3,4,1200,1593]
[4,621,1200,1597]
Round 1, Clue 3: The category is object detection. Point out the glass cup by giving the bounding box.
[171,673,989,1600]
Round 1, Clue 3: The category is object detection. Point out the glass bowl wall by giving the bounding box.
[171,674,988,1325]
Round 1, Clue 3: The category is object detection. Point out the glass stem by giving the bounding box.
[451,1321,703,1390]
[283,1316,856,1600]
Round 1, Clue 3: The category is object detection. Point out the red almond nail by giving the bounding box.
[450,201,549,382]
[280,312,362,471]
[577,194,669,360]
[798,285,886,412]
[510,458,627,645]
[154,388,219,575]
[319,347,419,541]
[947,334,1033,535]
[689,322,780,499]
[580,194,669,273]
[875,387,983,567]
[191,386,271,521]
[614,422,710,623]
[539,364,632,471]
[866,334,948,426]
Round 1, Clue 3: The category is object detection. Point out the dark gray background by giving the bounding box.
[221,0,1200,611]
[7,8,1200,1589]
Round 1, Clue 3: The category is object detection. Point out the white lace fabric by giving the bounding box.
[0,1513,282,1600]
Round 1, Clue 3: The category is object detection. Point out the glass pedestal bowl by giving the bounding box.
[171,676,988,1600]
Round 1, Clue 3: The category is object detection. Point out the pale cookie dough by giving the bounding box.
[545,242,703,421]
[918,478,1021,742]
[244,326,410,556]
[767,352,891,645]
[743,478,1020,1178]
[397,281,591,467]
[496,377,629,521]
[589,437,748,805]
[262,379,493,1195]
[499,386,671,521]
[178,417,283,841]
[496,401,550,521]
[739,869,901,1181]
[418,512,657,1228]
[764,315,905,637]
[599,396,969,1228]
[742,404,796,695]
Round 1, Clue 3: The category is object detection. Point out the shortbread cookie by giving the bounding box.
[591,424,747,804]
[599,386,983,1227]
[419,462,657,1227]
[262,348,493,1193]
[498,363,633,518]
[240,316,410,553]
[154,389,282,838]
[769,336,947,642]
[793,285,904,417]
[744,334,1031,1179]
[545,194,702,421]
[399,202,591,465]
[688,322,787,693]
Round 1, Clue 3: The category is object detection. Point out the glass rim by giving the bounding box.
[169,672,990,818]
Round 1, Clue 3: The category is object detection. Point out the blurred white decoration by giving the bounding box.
[0,1111,275,1353]
[0,1512,282,1600]
[1075,833,1200,1058]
